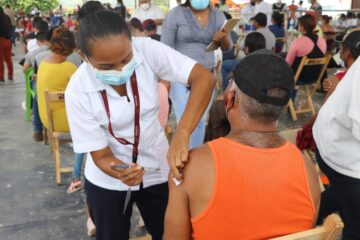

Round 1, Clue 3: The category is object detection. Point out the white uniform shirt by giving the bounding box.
[241,2,256,24]
[313,57,360,179]
[254,1,273,26]
[131,5,165,34]
[65,37,196,191]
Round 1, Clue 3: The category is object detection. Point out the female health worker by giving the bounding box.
[65,10,215,240]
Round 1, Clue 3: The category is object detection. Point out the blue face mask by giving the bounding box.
[86,56,137,86]
[191,0,209,10]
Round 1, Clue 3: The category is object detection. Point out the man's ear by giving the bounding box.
[224,90,236,112]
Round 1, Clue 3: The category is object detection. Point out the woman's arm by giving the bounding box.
[167,64,216,179]
[213,29,232,51]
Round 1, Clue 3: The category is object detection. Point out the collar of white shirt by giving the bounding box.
[82,46,144,93]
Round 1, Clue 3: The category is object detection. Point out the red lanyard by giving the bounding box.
[99,73,140,163]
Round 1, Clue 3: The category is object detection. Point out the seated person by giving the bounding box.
[164,49,320,240]
[221,32,265,90]
[252,12,276,51]
[269,12,286,53]
[319,15,335,51]
[142,19,160,41]
[286,14,326,85]
[129,18,145,37]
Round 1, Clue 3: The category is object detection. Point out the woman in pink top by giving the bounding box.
[286,14,326,85]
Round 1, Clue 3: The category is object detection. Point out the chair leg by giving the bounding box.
[288,99,298,121]
[305,87,316,115]
[53,137,62,185]
[43,128,49,145]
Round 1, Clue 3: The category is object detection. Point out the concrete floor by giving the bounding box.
[0,44,325,240]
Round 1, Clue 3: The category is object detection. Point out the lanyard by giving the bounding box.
[99,73,140,164]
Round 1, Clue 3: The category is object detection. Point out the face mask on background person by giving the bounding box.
[86,56,138,86]
[140,3,150,10]
[191,0,210,10]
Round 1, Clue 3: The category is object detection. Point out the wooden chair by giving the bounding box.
[271,214,343,240]
[44,90,73,185]
[288,54,331,121]
[275,36,287,53]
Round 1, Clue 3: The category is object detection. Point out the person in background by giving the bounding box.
[22,25,49,74]
[65,10,214,240]
[222,11,239,61]
[161,0,232,149]
[251,12,275,51]
[309,0,322,13]
[132,0,165,34]
[219,0,229,12]
[4,5,16,46]
[319,15,335,51]
[0,7,13,82]
[297,0,305,18]
[27,17,48,53]
[254,0,272,26]
[241,0,256,25]
[269,12,285,53]
[142,19,160,41]
[288,0,298,22]
[272,0,287,13]
[129,18,146,37]
[313,35,360,240]
[66,14,75,31]
[114,0,127,20]
[286,14,326,72]
[165,50,320,240]
[221,32,266,90]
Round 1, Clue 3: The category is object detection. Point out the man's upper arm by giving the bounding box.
[164,175,191,240]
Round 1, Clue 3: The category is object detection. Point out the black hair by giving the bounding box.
[244,32,266,53]
[181,0,191,7]
[342,31,360,60]
[32,16,42,28]
[321,15,330,24]
[298,14,316,35]
[35,20,49,33]
[129,18,143,31]
[36,31,47,42]
[272,12,283,28]
[77,1,105,21]
[0,7,11,39]
[223,11,232,20]
[76,10,131,57]
[143,21,157,32]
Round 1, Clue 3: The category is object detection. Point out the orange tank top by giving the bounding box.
[191,137,315,240]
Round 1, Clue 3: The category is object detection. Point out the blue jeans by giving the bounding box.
[170,82,213,149]
[221,59,240,91]
[73,153,85,179]
[31,80,43,132]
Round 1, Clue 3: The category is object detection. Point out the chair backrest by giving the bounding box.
[25,68,34,96]
[294,54,331,87]
[275,37,287,53]
[44,90,66,134]
[271,214,344,240]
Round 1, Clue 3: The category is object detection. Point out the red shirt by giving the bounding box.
[335,70,347,81]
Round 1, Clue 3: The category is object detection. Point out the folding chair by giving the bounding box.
[271,214,344,240]
[44,90,73,185]
[25,68,35,122]
[288,54,331,121]
[275,36,287,53]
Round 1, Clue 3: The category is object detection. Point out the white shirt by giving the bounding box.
[27,39,39,52]
[131,5,165,34]
[254,1,273,26]
[256,27,276,51]
[241,2,256,24]
[65,37,196,191]
[313,57,360,179]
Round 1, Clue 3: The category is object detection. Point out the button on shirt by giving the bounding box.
[313,57,360,179]
[65,37,197,191]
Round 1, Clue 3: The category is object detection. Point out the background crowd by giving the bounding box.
[1,0,360,239]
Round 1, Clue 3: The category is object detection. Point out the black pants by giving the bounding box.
[316,150,360,240]
[85,178,169,240]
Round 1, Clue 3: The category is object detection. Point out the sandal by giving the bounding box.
[66,179,82,193]
[87,217,96,237]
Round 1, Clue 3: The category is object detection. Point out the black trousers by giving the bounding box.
[85,178,168,240]
[316,150,360,240]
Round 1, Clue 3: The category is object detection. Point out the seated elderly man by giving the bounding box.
[164,50,320,240]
